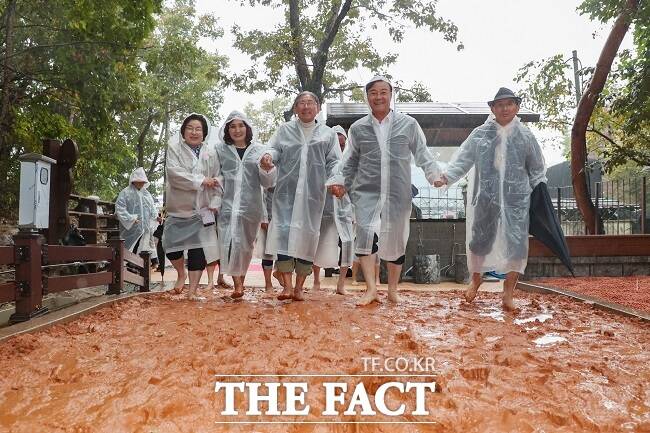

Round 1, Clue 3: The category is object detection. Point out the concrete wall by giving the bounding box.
[525,256,650,279]
[405,219,650,280]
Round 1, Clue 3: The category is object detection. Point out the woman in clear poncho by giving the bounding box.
[215,110,276,298]
[115,167,157,255]
[330,76,440,306]
[259,91,342,302]
[435,88,546,310]
[162,113,222,301]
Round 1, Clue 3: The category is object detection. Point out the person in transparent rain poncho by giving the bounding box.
[259,91,343,302]
[162,113,222,301]
[434,88,547,310]
[312,125,354,295]
[115,167,157,256]
[215,110,277,299]
[328,76,441,306]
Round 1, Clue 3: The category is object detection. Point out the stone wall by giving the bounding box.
[525,256,650,279]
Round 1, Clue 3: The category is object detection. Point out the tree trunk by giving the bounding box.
[0,0,17,186]
[570,0,638,234]
[136,110,156,168]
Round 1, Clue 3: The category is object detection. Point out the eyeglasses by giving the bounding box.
[185,127,203,133]
[296,101,317,107]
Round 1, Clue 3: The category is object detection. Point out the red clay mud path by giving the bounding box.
[0,289,648,432]
[535,276,650,313]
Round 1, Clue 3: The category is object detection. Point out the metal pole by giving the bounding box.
[572,50,582,105]
[595,182,601,235]
[642,176,647,234]
[557,187,562,225]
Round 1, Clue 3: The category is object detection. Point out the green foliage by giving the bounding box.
[0,0,228,217]
[228,0,460,101]
[514,0,650,173]
[243,96,292,143]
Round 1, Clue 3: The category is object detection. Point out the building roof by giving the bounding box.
[326,102,541,147]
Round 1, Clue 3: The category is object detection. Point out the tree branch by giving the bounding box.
[288,0,310,90]
[312,0,353,94]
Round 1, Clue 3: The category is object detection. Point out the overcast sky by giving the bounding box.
[195,0,633,165]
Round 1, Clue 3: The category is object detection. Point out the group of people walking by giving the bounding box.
[116,76,546,311]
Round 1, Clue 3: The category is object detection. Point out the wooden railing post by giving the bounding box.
[139,250,151,292]
[107,238,124,295]
[10,231,47,324]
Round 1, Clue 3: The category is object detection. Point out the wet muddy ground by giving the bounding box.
[0,287,648,433]
[534,276,650,313]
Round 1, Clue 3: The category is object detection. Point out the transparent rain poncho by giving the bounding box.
[264,119,342,262]
[254,187,276,261]
[334,100,441,261]
[215,111,276,276]
[162,113,221,263]
[443,116,547,274]
[115,167,157,252]
[313,191,354,268]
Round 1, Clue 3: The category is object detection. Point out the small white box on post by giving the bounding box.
[18,153,56,229]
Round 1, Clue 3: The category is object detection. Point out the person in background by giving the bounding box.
[115,167,157,255]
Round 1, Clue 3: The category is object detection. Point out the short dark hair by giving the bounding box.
[365,80,393,94]
[181,114,208,141]
[223,119,253,146]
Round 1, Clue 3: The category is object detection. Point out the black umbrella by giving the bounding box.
[529,182,575,276]
[153,222,165,278]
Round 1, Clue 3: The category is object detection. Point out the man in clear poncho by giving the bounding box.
[115,167,157,254]
[216,110,276,298]
[330,76,441,306]
[259,91,342,301]
[163,113,222,301]
[434,88,546,310]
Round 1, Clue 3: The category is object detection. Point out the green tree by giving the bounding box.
[243,96,292,143]
[0,0,163,216]
[228,0,461,104]
[119,0,228,198]
[515,0,647,234]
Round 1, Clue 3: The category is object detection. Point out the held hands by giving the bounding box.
[260,154,275,172]
[433,174,448,188]
[327,184,346,198]
[202,177,221,189]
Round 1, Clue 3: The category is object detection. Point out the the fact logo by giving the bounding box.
[214,372,437,421]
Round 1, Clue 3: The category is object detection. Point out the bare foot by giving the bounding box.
[231,288,244,299]
[464,275,482,303]
[277,287,293,300]
[272,271,285,288]
[335,284,347,295]
[188,294,207,302]
[292,288,305,301]
[218,279,233,290]
[502,287,515,311]
[265,285,274,293]
[356,290,379,306]
[312,282,321,291]
[173,272,186,294]
[387,288,400,303]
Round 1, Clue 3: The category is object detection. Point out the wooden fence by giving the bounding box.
[0,232,150,324]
